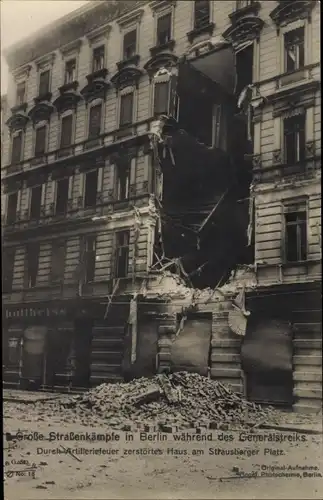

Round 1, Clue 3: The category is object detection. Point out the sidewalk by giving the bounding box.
[3,389,64,403]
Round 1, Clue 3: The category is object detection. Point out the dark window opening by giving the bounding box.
[123,29,137,60]
[88,104,102,139]
[284,115,306,165]
[157,13,172,46]
[11,131,23,164]
[179,89,213,146]
[3,249,15,293]
[84,169,98,208]
[55,178,69,215]
[16,82,26,105]
[65,59,76,84]
[92,45,105,72]
[60,114,73,148]
[194,0,210,30]
[284,28,305,73]
[35,126,46,157]
[26,243,40,288]
[119,93,134,126]
[285,210,307,262]
[5,337,20,366]
[51,240,66,283]
[39,70,50,96]
[115,231,129,278]
[83,235,96,283]
[116,162,130,201]
[30,185,42,220]
[6,192,18,225]
[154,81,170,116]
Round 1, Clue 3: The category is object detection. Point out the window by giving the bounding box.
[2,249,15,292]
[284,115,305,165]
[119,93,134,127]
[84,170,98,208]
[26,243,40,288]
[157,13,172,46]
[6,192,18,225]
[285,207,307,262]
[35,126,46,156]
[11,131,23,164]
[154,81,170,115]
[123,29,137,60]
[83,235,96,283]
[60,114,73,148]
[236,0,253,9]
[6,338,20,366]
[88,104,102,139]
[116,162,130,201]
[194,0,210,30]
[39,69,50,96]
[213,104,222,148]
[64,59,76,84]
[16,82,26,106]
[92,45,105,72]
[55,178,69,215]
[51,240,66,283]
[30,185,42,220]
[115,231,129,278]
[284,28,305,73]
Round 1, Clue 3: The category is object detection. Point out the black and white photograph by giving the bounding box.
[1,1,322,499]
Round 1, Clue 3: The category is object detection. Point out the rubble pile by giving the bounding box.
[40,372,273,429]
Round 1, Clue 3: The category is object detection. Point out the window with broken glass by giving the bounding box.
[84,169,98,208]
[283,115,305,165]
[2,248,15,293]
[115,231,130,278]
[60,114,73,148]
[11,131,23,164]
[25,243,40,288]
[156,12,172,46]
[55,178,69,215]
[194,0,210,30]
[51,240,66,283]
[88,104,102,139]
[154,81,169,116]
[6,192,18,225]
[38,69,50,96]
[64,59,76,84]
[116,161,130,201]
[35,126,47,157]
[92,45,105,72]
[83,235,96,283]
[285,208,307,262]
[16,82,26,106]
[123,29,137,60]
[284,28,305,73]
[30,185,42,220]
[119,93,134,127]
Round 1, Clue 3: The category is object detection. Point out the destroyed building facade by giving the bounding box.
[1,1,321,412]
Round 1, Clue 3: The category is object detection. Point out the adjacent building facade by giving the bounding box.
[2,1,321,411]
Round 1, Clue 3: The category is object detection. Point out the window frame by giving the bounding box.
[2,248,16,293]
[193,0,211,31]
[279,20,309,76]
[64,57,77,84]
[114,230,130,279]
[153,80,171,116]
[87,100,103,140]
[92,44,106,73]
[83,235,97,283]
[283,113,306,165]
[83,169,99,209]
[283,200,308,263]
[10,129,23,165]
[119,91,134,128]
[6,191,19,225]
[122,27,138,61]
[16,81,26,106]
[29,184,43,220]
[156,11,173,47]
[34,122,48,157]
[38,68,51,97]
[25,242,40,289]
[50,239,66,284]
[55,177,70,215]
[115,160,131,201]
[284,26,305,74]
[59,111,74,149]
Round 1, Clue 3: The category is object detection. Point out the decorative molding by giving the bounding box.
[117,54,140,71]
[111,67,143,91]
[80,75,110,104]
[251,154,261,169]
[60,39,83,56]
[35,52,56,69]
[187,22,215,44]
[53,90,82,114]
[6,112,29,132]
[270,0,316,29]
[229,1,261,24]
[86,68,108,84]
[116,8,145,27]
[86,24,111,44]
[28,101,55,125]
[222,15,264,49]
[272,149,283,165]
[10,103,28,115]
[269,80,319,118]
[305,140,315,158]
[150,0,177,13]
[143,52,178,77]
[150,39,176,56]
[12,64,32,81]
[34,91,53,104]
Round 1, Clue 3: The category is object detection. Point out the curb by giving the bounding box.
[259,423,323,435]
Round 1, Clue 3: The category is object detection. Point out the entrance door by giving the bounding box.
[22,326,47,388]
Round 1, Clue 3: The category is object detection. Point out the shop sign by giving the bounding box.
[5,306,68,320]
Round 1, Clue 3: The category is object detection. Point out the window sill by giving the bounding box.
[86,68,108,83]
[187,22,214,44]
[59,80,79,94]
[30,155,47,166]
[149,39,176,56]
[117,54,140,71]
[84,137,102,150]
[34,92,52,104]
[114,125,134,140]
[56,146,73,158]
[11,102,28,114]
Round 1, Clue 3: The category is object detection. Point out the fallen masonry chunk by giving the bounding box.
[132,385,162,406]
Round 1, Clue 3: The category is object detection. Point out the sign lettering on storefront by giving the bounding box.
[5,306,68,319]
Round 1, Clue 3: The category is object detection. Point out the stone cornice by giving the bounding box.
[12,64,32,81]
[35,52,56,69]
[149,0,177,14]
[116,8,145,27]
[86,25,112,44]
[60,39,83,56]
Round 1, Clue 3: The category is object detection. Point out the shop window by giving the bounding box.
[116,162,130,201]
[11,131,23,164]
[157,13,172,46]
[88,104,102,139]
[284,114,305,165]
[285,206,307,262]
[123,29,137,60]
[194,0,210,30]
[60,114,73,148]
[3,248,16,292]
[92,45,105,72]
[35,125,46,157]
[284,27,305,73]
[51,240,66,283]
[30,185,42,220]
[39,69,50,96]
[16,81,26,106]
[115,231,129,278]
[26,243,40,288]
[6,192,18,225]
[84,169,98,208]
[64,59,76,84]
[154,81,170,116]
[83,235,96,283]
[119,93,134,127]
[55,178,69,215]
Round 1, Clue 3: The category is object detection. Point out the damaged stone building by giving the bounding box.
[2,1,321,412]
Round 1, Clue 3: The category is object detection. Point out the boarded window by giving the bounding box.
[194,0,210,30]
[26,243,40,288]
[92,45,105,72]
[119,93,133,126]
[30,185,42,220]
[284,27,305,73]
[115,231,129,278]
[284,114,305,164]
[116,162,130,200]
[55,178,69,215]
[65,59,76,84]
[2,249,16,292]
[51,240,66,283]
[83,235,96,283]
[6,192,18,224]
[35,126,46,156]
[154,81,169,115]
[11,131,23,164]
[157,13,172,45]
[123,29,137,60]
[60,114,73,148]
[39,70,50,96]
[88,104,102,139]
[84,170,98,208]
[16,82,26,105]
[285,206,307,262]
